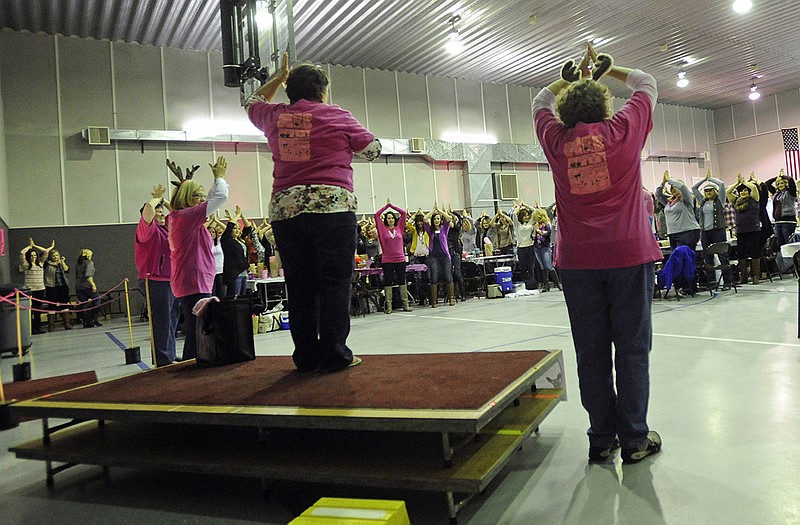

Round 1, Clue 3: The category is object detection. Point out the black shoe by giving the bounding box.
[93,320,103,327]
[83,324,94,328]
[588,438,620,463]
[32,328,46,335]
[621,431,662,464]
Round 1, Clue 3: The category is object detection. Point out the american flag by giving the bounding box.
[783,127,800,179]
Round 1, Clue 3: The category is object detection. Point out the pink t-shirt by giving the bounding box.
[134,217,171,281]
[533,71,662,270]
[247,99,374,193]
[374,203,407,264]
[167,202,214,298]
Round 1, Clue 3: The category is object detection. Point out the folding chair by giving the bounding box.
[760,234,781,282]
[698,242,737,295]
[656,245,697,301]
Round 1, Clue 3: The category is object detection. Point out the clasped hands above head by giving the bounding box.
[560,42,614,82]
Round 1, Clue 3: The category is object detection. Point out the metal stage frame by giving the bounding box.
[9,350,565,523]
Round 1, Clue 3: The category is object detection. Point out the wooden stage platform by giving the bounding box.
[8,350,565,523]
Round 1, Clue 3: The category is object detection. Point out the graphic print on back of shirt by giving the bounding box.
[277,113,312,161]
[563,135,611,195]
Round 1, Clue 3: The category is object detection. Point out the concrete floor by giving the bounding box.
[1,278,799,525]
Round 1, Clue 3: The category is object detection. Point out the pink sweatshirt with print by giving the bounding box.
[247,99,374,194]
[533,70,662,270]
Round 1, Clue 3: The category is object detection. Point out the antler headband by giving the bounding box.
[166,159,201,187]
[560,53,614,83]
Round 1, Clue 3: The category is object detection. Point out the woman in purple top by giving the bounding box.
[424,204,455,307]
[374,198,410,314]
[246,53,381,373]
[167,157,229,360]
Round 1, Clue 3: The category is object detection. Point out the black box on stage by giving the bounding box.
[196,297,256,366]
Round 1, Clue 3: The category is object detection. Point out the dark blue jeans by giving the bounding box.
[774,222,796,247]
[559,262,655,450]
[225,275,247,297]
[272,212,357,373]
[427,254,453,284]
[139,279,180,367]
[179,292,210,361]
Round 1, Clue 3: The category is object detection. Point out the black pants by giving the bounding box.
[272,212,357,373]
[76,287,99,326]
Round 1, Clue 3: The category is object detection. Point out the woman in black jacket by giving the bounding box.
[221,206,253,297]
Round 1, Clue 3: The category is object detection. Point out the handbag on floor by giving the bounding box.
[196,297,256,365]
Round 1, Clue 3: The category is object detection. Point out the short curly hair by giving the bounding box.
[285,64,329,104]
[555,79,612,129]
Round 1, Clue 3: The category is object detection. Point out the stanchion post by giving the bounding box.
[123,279,140,365]
[145,276,156,366]
[15,289,22,364]
[12,289,31,382]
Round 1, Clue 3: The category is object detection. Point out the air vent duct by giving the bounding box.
[82,126,111,145]
[410,138,426,153]
[498,172,519,200]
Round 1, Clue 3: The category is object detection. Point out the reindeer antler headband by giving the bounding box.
[166,159,201,187]
[560,53,614,83]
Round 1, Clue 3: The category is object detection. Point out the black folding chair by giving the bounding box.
[761,234,781,282]
[699,242,737,295]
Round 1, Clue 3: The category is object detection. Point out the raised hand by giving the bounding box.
[235,205,243,218]
[152,184,166,199]
[662,170,670,183]
[210,156,227,178]
[705,169,711,180]
[278,51,290,81]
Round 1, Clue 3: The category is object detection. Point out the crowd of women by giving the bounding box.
[354,199,562,313]
[18,240,102,334]
[653,167,797,287]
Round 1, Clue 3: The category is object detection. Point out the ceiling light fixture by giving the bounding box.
[445,15,464,54]
[747,77,761,100]
[676,68,689,88]
[732,0,753,14]
[255,0,273,30]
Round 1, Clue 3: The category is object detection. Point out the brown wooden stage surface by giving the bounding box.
[10,350,563,433]
[9,350,565,523]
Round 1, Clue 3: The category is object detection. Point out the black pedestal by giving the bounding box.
[124,346,141,365]
[12,362,31,382]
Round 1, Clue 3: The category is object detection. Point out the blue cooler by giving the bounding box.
[494,266,513,293]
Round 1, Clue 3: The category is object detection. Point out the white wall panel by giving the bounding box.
[162,47,210,131]
[427,76,457,141]
[731,101,756,139]
[369,156,407,213]
[483,83,511,144]
[753,94,779,135]
[507,85,534,146]
[396,72,430,139]
[364,69,400,138]
[455,78,483,136]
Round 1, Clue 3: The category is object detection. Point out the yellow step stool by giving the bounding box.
[289,497,410,525]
